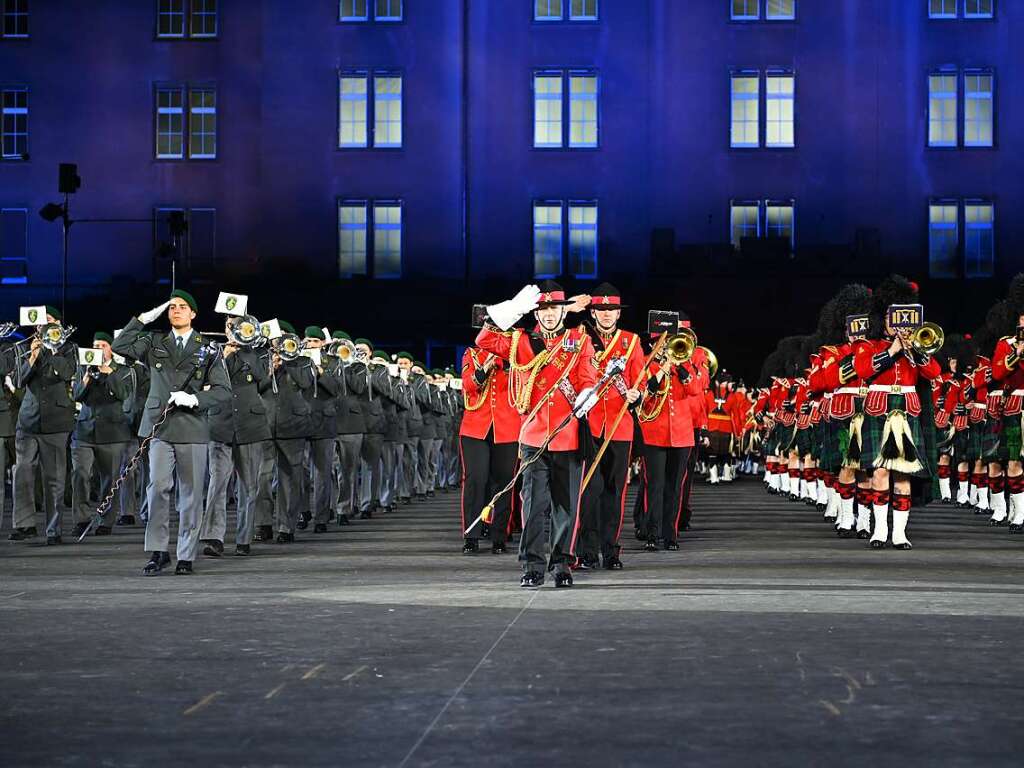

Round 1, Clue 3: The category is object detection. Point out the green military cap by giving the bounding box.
[279,320,297,335]
[332,331,351,341]
[372,350,390,361]
[396,351,414,362]
[93,332,114,344]
[45,305,62,321]
[169,289,198,313]
[304,326,325,340]
[354,337,372,348]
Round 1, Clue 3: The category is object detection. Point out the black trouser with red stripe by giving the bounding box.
[460,432,517,545]
[643,445,691,544]
[579,439,632,560]
[678,442,700,533]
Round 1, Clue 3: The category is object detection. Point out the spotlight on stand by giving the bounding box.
[37,163,82,318]
[39,202,65,222]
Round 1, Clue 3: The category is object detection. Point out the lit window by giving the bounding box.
[928,202,959,278]
[156,87,185,159]
[964,201,994,278]
[0,207,28,284]
[190,0,217,37]
[535,0,563,21]
[765,72,794,148]
[569,73,598,148]
[375,0,401,21]
[188,88,217,159]
[730,74,759,148]
[157,0,185,37]
[1,87,28,160]
[374,74,402,148]
[730,202,760,249]
[341,0,368,21]
[2,0,29,38]
[569,0,598,20]
[765,201,794,249]
[373,202,402,278]
[731,0,759,21]
[928,73,957,147]
[533,73,563,148]
[766,0,795,20]
[964,0,993,18]
[339,74,369,148]
[568,202,598,278]
[928,0,957,18]
[964,72,993,147]
[534,202,563,277]
[339,201,368,276]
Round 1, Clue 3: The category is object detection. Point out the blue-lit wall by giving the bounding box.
[1,1,1022,375]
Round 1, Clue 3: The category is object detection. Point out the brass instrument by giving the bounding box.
[664,327,697,365]
[0,321,17,339]
[325,337,356,362]
[700,346,719,379]
[41,323,75,352]
[910,322,944,362]
[275,333,303,361]
[226,314,264,347]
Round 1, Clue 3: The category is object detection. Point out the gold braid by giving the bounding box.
[508,329,552,415]
[638,373,670,423]
[462,353,493,412]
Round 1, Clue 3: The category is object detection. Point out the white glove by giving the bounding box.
[138,300,171,325]
[486,284,541,331]
[387,363,400,378]
[167,391,199,409]
[573,387,599,417]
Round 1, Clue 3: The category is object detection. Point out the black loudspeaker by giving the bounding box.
[58,163,81,195]
[168,210,188,238]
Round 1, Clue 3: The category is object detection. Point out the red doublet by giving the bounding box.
[475,325,597,452]
[991,338,1024,416]
[640,368,703,448]
[853,339,941,417]
[458,347,522,444]
[587,329,646,442]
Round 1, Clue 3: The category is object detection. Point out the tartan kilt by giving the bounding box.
[952,428,970,461]
[981,417,1005,462]
[707,430,732,458]
[998,414,1022,463]
[796,425,815,457]
[819,418,848,473]
[766,422,791,455]
[861,398,930,478]
[966,421,987,463]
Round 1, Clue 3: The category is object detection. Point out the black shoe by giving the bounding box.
[634,529,645,541]
[8,526,38,541]
[837,527,854,538]
[143,551,171,576]
[175,560,193,575]
[234,544,251,556]
[72,522,90,537]
[664,540,679,551]
[856,530,870,539]
[337,514,351,526]
[426,490,435,498]
[94,526,112,536]
[1009,524,1023,534]
[202,540,224,557]
[869,540,886,549]
[359,509,373,519]
[491,541,507,555]
[296,511,311,531]
[554,572,574,589]
[275,532,293,544]
[116,515,136,526]
[402,497,412,505]
[254,525,274,542]
[892,542,913,550]
[462,539,478,554]
[520,571,544,588]
[815,503,827,513]
[577,554,600,570]
[46,535,63,546]
[314,523,328,533]
[643,539,659,552]
[990,518,1006,527]
[603,554,624,570]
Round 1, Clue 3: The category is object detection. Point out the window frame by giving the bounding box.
[338,70,370,149]
[534,0,564,22]
[764,69,795,149]
[189,0,219,38]
[337,70,403,151]
[764,199,796,250]
[927,69,959,149]
[567,70,600,150]
[337,198,403,279]
[927,198,961,279]
[927,0,957,19]
[154,84,186,160]
[340,0,369,22]
[0,206,29,284]
[188,86,218,160]
[374,0,403,22]
[1,86,29,161]
[2,0,29,38]
[729,70,761,149]
[338,199,370,277]
[729,200,762,250]
[567,199,599,279]
[372,71,403,149]
[964,0,994,19]
[533,200,565,279]
[568,0,599,22]
[730,0,760,22]
[532,70,565,150]
[371,199,403,279]
[765,0,796,21]
[156,0,218,40]
[963,198,994,278]
[963,68,994,149]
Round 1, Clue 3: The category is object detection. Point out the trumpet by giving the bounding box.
[324,337,356,362]
[910,322,944,363]
[226,314,265,347]
[274,333,303,361]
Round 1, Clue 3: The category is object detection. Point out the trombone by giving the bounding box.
[324,337,356,363]
[909,322,944,365]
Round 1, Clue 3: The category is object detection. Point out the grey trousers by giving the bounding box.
[117,439,147,521]
[309,437,335,524]
[518,446,582,576]
[336,433,363,516]
[255,440,275,528]
[358,434,384,512]
[428,437,443,491]
[0,435,12,529]
[13,431,70,536]
[71,441,127,527]
[274,438,306,533]
[415,437,432,495]
[145,439,207,561]
[201,440,266,546]
[400,437,418,498]
[380,441,403,508]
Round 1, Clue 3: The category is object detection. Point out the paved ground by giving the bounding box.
[2,478,1023,767]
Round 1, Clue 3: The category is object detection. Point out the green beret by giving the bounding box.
[332,331,351,341]
[414,361,426,370]
[396,351,414,362]
[93,332,113,344]
[45,305,62,321]
[279,320,296,335]
[169,289,197,313]
[372,350,390,361]
[354,337,372,348]
[431,368,444,376]
[303,326,325,340]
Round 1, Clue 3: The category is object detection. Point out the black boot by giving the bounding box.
[143,551,171,576]
[462,538,478,554]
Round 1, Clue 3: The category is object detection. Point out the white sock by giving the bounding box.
[870,503,889,543]
[839,496,855,529]
[891,508,911,547]
[1009,492,1024,525]
[989,488,1007,522]
[768,472,779,491]
[938,477,951,501]
[956,480,969,505]
[817,479,828,505]
[977,487,989,511]
[856,504,871,532]
[969,483,979,506]
[781,472,791,494]
[709,465,719,484]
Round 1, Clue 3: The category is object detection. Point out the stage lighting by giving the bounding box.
[39,202,65,222]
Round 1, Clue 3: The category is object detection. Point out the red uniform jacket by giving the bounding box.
[458,347,522,444]
[853,339,941,417]
[686,346,710,431]
[475,325,597,452]
[990,337,1024,416]
[587,329,646,442]
[640,366,704,448]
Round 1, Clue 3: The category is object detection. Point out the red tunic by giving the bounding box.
[458,347,522,444]
[990,337,1024,416]
[639,368,703,448]
[853,339,941,416]
[475,325,597,452]
[587,329,646,442]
